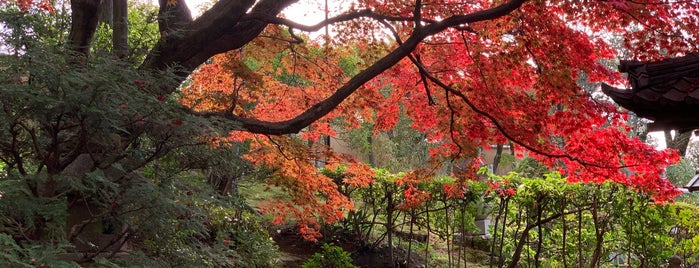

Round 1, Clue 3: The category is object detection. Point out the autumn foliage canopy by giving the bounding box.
[175,0,699,239]
[13,0,698,240]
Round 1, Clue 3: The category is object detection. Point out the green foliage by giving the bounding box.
[204,194,280,268]
[341,122,374,157]
[512,157,548,178]
[301,243,358,268]
[497,152,516,171]
[0,233,80,268]
[0,9,279,267]
[0,2,71,50]
[666,157,695,186]
[5,4,699,268]
[482,170,699,268]
[325,164,699,268]
[341,109,430,171]
[335,168,404,244]
[91,2,159,63]
[665,157,699,203]
[0,173,68,241]
[339,55,361,77]
[671,202,699,266]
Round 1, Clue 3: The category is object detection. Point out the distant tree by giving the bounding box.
[666,158,695,186]
[666,130,692,157]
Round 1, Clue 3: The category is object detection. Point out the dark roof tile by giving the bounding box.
[603,53,699,130]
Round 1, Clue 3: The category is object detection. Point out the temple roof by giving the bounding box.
[602,53,699,131]
[687,175,699,193]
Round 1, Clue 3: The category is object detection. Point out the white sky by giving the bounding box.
[180,0,351,39]
[650,131,698,151]
[649,131,666,149]
[185,0,345,26]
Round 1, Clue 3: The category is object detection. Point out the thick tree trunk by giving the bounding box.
[386,188,395,267]
[68,0,101,54]
[492,143,504,173]
[507,223,537,268]
[112,0,128,56]
[98,0,112,26]
[588,195,605,268]
[664,130,692,156]
[156,0,192,35]
[534,206,543,268]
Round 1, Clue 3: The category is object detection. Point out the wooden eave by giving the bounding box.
[685,173,699,192]
[602,53,699,131]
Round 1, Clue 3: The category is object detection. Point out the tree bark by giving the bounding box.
[112,0,128,56]
[534,204,543,268]
[493,143,504,173]
[561,198,568,268]
[142,0,276,72]
[98,0,113,26]
[588,195,605,268]
[386,187,395,267]
[156,0,192,35]
[664,130,692,156]
[68,0,102,55]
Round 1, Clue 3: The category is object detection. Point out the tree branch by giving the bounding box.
[142,0,296,72]
[244,9,378,32]
[410,52,636,170]
[413,0,423,29]
[246,8,473,34]
[156,0,192,35]
[187,0,528,134]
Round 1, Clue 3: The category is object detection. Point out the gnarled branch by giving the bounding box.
[142,0,296,71]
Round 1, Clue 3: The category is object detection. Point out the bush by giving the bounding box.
[301,243,358,268]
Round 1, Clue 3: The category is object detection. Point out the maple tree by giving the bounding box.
[178,0,699,235]
[2,0,699,258]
